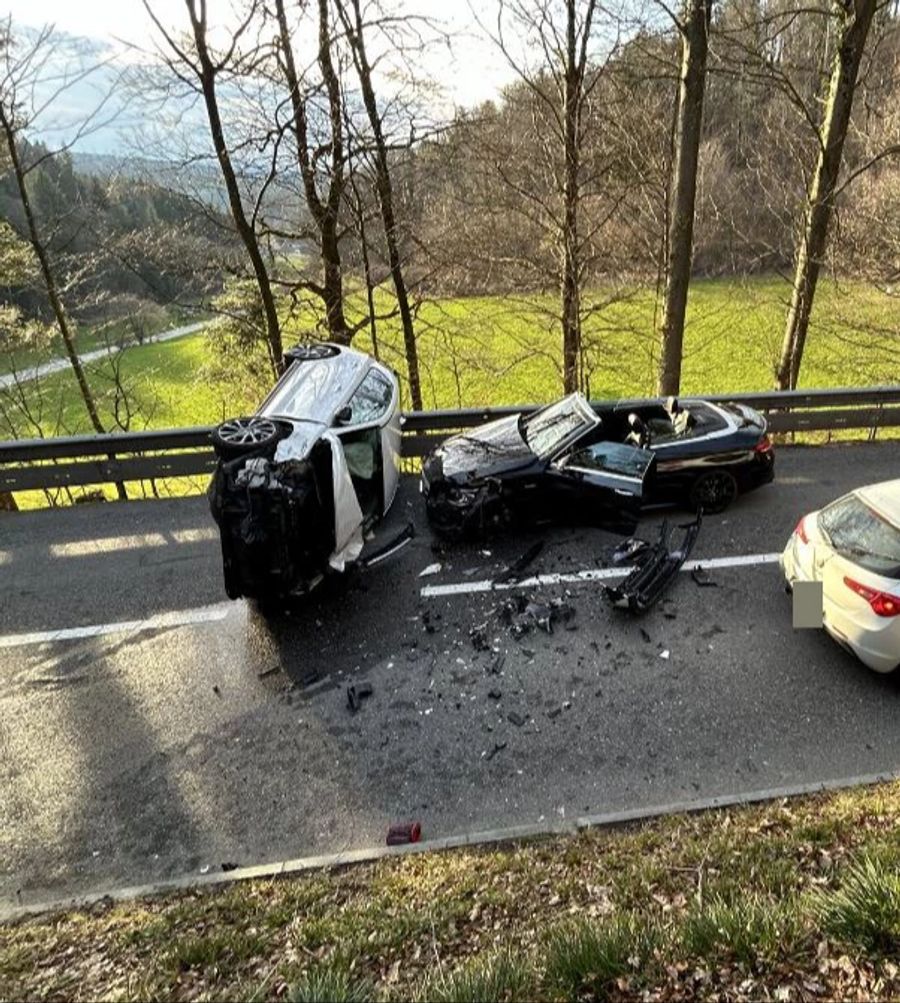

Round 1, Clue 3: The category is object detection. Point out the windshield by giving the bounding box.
[522,395,596,459]
[819,493,900,577]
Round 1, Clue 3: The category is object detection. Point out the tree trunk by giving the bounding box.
[561,6,582,395]
[775,0,877,390]
[1,103,128,501]
[338,0,422,410]
[275,0,351,345]
[186,1,284,375]
[657,0,710,397]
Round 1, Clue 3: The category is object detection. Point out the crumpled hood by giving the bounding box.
[431,414,537,480]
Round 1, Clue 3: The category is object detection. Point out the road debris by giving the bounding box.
[257,665,280,679]
[386,821,422,845]
[419,562,442,578]
[660,649,671,660]
[610,536,651,565]
[498,593,575,638]
[469,621,491,651]
[346,681,373,713]
[485,740,507,761]
[494,541,544,584]
[507,711,527,727]
[691,565,718,588]
[605,513,702,614]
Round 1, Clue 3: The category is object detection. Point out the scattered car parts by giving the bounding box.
[605,512,702,613]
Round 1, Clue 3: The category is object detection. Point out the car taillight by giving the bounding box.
[754,434,773,453]
[795,517,809,545]
[844,577,900,617]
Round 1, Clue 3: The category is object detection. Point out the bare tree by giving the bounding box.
[0,24,107,435]
[335,0,423,409]
[273,0,353,344]
[657,0,712,396]
[775,0,881,389]
[146,0,285,376]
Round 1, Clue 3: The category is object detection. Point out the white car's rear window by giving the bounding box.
[819,493,900,577]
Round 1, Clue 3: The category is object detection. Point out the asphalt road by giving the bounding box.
[2,442,900,908]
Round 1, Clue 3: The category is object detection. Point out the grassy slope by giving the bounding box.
[3,782,900,1001]
[4,276,898,437]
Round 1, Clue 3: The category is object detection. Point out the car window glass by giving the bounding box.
[819,494,900,576]
[523,396,595,458]
[260,355,366,424]
[347,369,394,425]
[567,441,651,479]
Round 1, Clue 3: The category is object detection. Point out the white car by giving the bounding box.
[781,478,900,673]
[208,343,402,600]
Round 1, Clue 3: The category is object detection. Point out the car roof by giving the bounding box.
[856,479,900,526]
[259,344,373,424]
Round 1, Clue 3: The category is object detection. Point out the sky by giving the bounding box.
[5,0,518,154]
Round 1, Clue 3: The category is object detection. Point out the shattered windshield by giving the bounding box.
[522,395,596,459]
[819,493,900,577]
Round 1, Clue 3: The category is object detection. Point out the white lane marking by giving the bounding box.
[0,605,231,650]
[420,551,783,598]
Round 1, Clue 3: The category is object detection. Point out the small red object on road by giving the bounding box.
[386,821,422,846]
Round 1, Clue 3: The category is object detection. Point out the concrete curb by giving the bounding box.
[3,768,899,925]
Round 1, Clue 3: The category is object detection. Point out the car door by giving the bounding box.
[548,440,656,534]
[336,366,399,517]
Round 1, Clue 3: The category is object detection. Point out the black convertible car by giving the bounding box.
[421,393,774,538]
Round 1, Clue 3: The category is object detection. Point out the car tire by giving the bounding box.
[212,416,289,460]
[284,342,340,364]
[690,470,738,513]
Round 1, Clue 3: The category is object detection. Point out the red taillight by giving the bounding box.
[795,517,809,545]
[844,576,900,617]
[754,435,773,453]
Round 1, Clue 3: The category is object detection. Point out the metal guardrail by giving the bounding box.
[1,386,899,496]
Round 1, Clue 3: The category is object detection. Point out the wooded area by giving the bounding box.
[1,0,898,435]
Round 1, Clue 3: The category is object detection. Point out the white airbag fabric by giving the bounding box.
[323,430,364,570]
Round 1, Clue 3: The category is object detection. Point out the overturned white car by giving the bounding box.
[208,343,401,600]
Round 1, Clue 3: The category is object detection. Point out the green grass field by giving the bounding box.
[2,276,897,438]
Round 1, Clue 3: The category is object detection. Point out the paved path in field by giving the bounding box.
[0,321,207,390]
[1,442,899,907]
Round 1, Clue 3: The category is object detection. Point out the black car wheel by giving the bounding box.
[284,342,339,363]
[690,470,738,513]
[212,416,288,460]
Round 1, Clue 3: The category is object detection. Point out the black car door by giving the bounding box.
[547,440,656,534]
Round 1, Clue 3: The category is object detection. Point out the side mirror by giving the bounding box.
[334,405,353,426]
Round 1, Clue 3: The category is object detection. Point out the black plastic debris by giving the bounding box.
[485,740,507,761]
[498,593,575,638]
[691,565,718,588]
[346,681,373,713]
[507,711,527,727]
[470,621,491,651]
[605,513,702,614]
[494,540,544,584]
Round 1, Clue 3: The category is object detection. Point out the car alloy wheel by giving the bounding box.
[691,470,738,513]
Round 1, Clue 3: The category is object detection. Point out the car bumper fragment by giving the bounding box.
[604,512,702,614]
